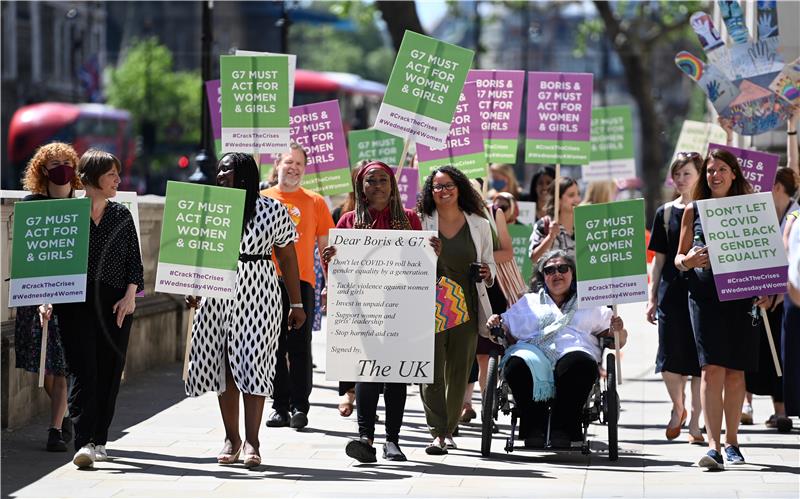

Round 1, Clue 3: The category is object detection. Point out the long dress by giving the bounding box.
[185,196,296,396]
[648,203,700,376]
[687,208,758,371]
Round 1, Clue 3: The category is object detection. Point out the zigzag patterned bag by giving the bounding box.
[435,276,470,333]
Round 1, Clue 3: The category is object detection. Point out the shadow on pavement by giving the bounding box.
[1,363,186,498]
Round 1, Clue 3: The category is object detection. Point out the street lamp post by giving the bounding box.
[195,0,215,183]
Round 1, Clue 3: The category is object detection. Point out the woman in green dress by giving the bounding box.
[417,166,496,454]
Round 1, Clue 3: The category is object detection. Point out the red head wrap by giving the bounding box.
[356,161,395,189]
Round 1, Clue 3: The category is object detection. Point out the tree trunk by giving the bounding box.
[593,1,667,223]
[620,52,665,223]
[375,1,426,51]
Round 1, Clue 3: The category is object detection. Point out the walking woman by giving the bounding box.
[646,152,704,444]
[54,150,143,468]
[321,161,431,462]
[185,153,305,468]
[418,165,496,454]
[16,142,81,452]
[674,149,758,470]
[528,176,581,263]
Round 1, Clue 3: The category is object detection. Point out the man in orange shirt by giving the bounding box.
[262,143,335,429]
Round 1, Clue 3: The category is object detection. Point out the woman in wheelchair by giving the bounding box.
[486,250,627,448]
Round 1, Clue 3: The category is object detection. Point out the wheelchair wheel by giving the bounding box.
[605,352,619,461]
[481,355,499,457]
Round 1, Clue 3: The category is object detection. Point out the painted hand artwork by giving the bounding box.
[675,1,796,136]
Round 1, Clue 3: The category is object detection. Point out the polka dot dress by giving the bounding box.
[185,196,296,396]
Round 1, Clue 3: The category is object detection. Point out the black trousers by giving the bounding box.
[355,382,407,443]
[55,282,132,451]
[504,351,598,440]
[272,280,315,414]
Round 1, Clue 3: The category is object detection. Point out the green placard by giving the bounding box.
[348,129,405,166]
[417,152,488,180]
[574,199,648,307]
[155,182,246,299]
[220,55,290,155]
[508,224,534,285]
[585,106,635,181]
[9,198,91,306]
[374,31,474,147]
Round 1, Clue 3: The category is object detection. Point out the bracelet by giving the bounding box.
[676,256,689,272]
[789,131,797,136]
[290,303,303,309]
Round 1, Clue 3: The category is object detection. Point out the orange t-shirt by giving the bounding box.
[262,186,334,286]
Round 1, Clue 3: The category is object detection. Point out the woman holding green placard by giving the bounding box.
[16,142,81,453]
[675,149,758,471]
[55,149,144,468]
[417,165,496,454]
[184,152,305,469]
[646,152,704,444]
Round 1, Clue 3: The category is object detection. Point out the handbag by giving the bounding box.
[495,259,527,306]
[435,276,470,333]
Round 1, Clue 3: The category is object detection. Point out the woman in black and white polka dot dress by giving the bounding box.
[185,153,306,468]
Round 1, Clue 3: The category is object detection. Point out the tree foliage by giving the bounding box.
[289,2,396,82]
[578,0,706,220]
[105,38,201,144]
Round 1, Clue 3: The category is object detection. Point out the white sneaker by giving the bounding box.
[94,445,108,461]
[73,444,96,468]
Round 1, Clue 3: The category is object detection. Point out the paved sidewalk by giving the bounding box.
[2,302,798,498]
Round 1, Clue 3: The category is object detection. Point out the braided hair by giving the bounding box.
[353,161,412,230]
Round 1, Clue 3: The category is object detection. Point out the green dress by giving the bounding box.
[421,220,481,437]
[437,222,478,334]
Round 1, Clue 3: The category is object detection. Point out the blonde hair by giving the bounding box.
[581,180,617,205]
[22,142,81,194]
[489,163,521,199]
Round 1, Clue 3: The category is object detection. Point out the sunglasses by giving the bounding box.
[677,151,701,160]
[432,183,457,192]
[542,264,571,276]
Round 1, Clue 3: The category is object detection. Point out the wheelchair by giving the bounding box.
[480,326,620,461]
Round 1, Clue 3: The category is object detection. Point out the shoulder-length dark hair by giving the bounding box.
[527,166,555,203]
[543,176,578,218]
[218,152,260,232]
[691,149,753,200]
[417,165,487,218]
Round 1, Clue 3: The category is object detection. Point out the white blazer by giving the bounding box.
[420,210,497,338]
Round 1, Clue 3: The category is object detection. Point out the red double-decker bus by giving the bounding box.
[6,102,136,190]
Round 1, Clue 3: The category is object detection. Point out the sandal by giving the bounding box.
[243,453,261,468]
[338,390,355,417]
[242,441,261,468]
[217,440,242,464]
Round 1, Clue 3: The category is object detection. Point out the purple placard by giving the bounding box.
[416,82,484,161]
[205,80,221,141]
[394,167,419,210]
[707,143,779,193]
[264,100,349,173]
[289,100,348,173]
[714,266,788,301]
[466,70,525,140]
[526,72,593,142]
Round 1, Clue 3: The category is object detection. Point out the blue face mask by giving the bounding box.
[491,178,507,191]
